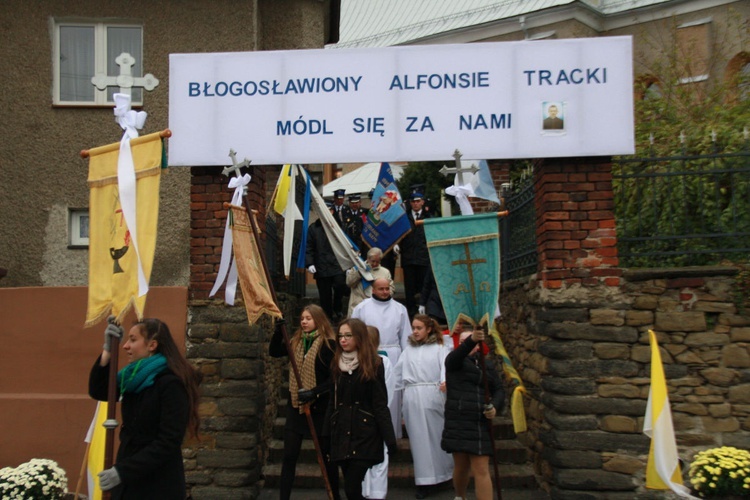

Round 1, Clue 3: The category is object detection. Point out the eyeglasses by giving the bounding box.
[337,334,353,339]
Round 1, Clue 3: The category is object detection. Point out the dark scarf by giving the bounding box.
[117,353,168,395]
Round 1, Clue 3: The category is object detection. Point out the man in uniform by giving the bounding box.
[343,193,366,256]
[332,188,346,228]
[397,188,431,318]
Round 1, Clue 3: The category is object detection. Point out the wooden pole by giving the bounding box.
[477,324,503,500]
[236,196,335,499]
[80,129,172,158]
[102,319,120,500]
[415,210,509,226]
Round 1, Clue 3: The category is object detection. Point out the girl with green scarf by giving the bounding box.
[89,318,202,499]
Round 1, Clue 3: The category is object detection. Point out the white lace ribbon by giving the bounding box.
[209,173,252,305]
[446,183,475,215]
[113,93,149,296]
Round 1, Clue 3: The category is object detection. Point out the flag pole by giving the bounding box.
[478,323,503,500]
[222,157,335,500]
[415,210,509,226]
[102,317,121,500]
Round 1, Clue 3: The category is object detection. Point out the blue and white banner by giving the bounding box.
[169,37,634,165]
[361,162,411,255]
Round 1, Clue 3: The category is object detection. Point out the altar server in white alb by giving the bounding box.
[394,314,454,499]
[351,277,411,438]
[362,325,397,500]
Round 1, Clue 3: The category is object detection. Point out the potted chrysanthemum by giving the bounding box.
[0,458,68,499]
[689,446,750,498]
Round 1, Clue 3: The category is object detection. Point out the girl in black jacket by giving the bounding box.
[89,318,201,500]
[324,318,397,500]
[441,328,505,500]
[269,304,340,500]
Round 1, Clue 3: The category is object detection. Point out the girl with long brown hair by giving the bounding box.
[394,314,453,498]
[269,304,340,500]
[89,318,202,499]
[324,318,397,500]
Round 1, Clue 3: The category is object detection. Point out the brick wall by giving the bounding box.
[534,157,621,289]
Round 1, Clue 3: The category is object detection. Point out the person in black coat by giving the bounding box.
[323,318,397,500]
[441,327,505,500]
[419,266,447,326]
[306,204,347,321]
[89,318,202,500]
[269,305,341,500]
[398,191,431,317]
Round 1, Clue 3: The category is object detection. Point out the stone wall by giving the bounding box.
[498,265,750,499]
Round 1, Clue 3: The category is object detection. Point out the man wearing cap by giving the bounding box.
[332,188,346,228]
[397,188,432,318]
[306,201,347,321]
[343,193,366,256]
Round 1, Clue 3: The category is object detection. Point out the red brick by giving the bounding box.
[564,278,582,285]
[190,202,207,210]
[563,182,595,191]
[580,221,598,230]
[561,221,580,231]
[190,238,205,247]
[543,192,570,202]
[589,211,614,220]
[570,212,588,221]
[582,278,600,286]
[541,240,563,250]
[564,240,581,249]
[598,219,616,229]
[597,247,618,257]
[596,200,614,210]
[601,257,619,266]
[542,259,564,269]
[571,249,588,259]
[561,201,578,211]
[542,201,563,212]
[545,250,570,259]
[546,173,569,183]
[544,280,563,289]
[543,231,571,240]
[190,247,212,255]
[545,211,570,221]
[571,231,588,240]
[191,185,206,193]
[666,277,705,289]
[589,191,613,201]
[604,277,620,286]
[583,257,602,267]
[588,172,611,182]
[569,173,587,182]
[599,237,617,247]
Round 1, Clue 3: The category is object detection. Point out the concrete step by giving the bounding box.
[267,436,529,466]
[262,461,540,490]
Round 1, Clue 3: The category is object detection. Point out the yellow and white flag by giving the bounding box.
[85,132,163,327]
[272,164,302,278]
[644,330,697,498]
[84,401,107,500]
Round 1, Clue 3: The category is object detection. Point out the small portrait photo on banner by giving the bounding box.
[542,101,565,132]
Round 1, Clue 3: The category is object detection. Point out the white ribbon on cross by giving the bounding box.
[445,183,475,215]
[113,93,149,296]
[209,173,252,305]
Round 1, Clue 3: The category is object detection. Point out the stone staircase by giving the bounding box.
[262,394,540,492]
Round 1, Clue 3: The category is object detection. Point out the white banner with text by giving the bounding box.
[168,37,634,166]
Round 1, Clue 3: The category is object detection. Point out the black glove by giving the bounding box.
[103,317,124,352]
[274,318,286,333]
[298,388,316,404]
[387,442,398,460]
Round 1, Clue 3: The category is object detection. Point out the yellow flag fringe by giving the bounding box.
[489,323,527,433]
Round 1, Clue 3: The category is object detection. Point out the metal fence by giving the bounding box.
[500,166,538,282]
[613,149,750,267]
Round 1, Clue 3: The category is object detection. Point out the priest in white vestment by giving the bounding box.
[352,278,411,438]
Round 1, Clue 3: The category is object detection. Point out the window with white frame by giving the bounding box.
[53,21,143,106]
[68,208,90,248]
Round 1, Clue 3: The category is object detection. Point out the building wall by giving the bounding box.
[0,286,187,485]
[0,0,330,289]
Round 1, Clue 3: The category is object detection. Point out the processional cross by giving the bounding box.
[440,149,479,185]
[91,52,160,96]
[452,243,487,305]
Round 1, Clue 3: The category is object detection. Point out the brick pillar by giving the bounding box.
[190,166,268,301]
[534,157,621,289]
